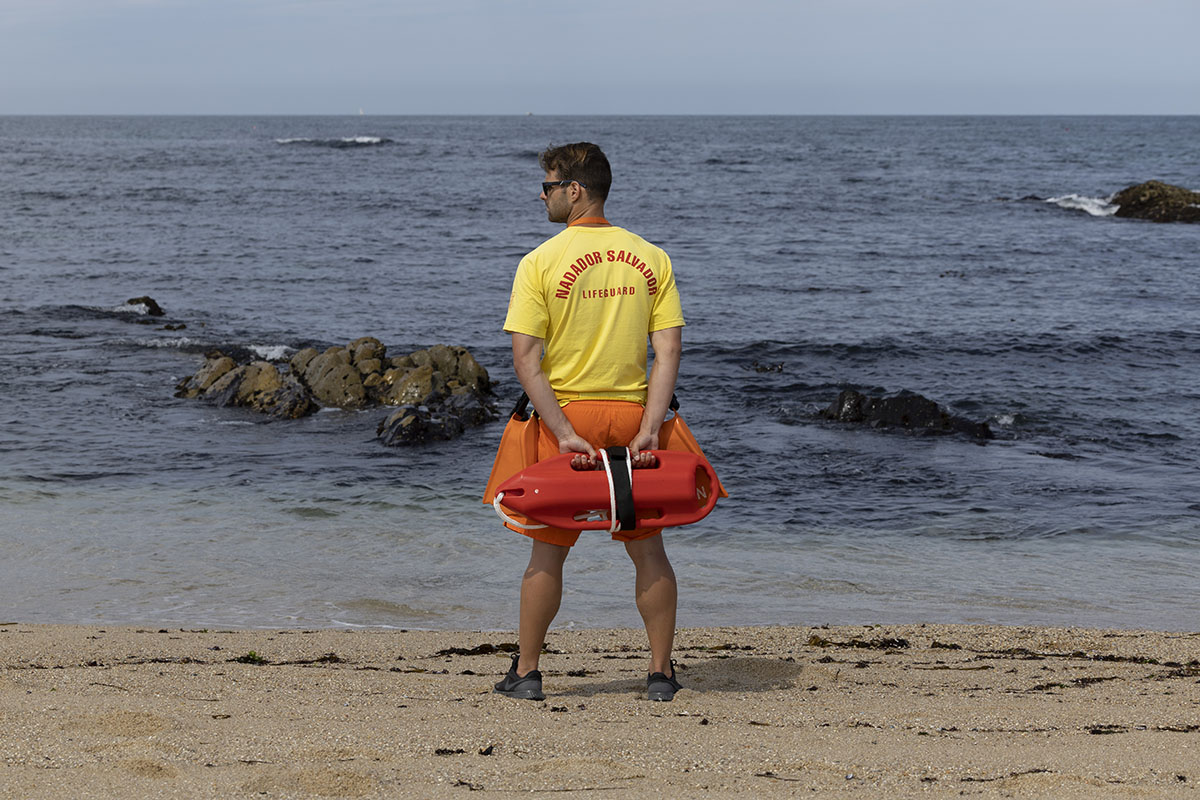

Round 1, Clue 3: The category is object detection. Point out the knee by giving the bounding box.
[526,541,571,574]
[624,536,670,569]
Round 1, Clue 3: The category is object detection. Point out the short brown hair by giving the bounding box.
[539,142,611,201]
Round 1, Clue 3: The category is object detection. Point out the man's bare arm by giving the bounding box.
[511,332,596,458]
[630,326,682,455]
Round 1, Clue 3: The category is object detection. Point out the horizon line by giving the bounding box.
[2,112,1199,118]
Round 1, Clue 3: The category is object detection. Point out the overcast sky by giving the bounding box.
[1,0,1197,115]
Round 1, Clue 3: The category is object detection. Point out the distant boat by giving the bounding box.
[359,108,365,115]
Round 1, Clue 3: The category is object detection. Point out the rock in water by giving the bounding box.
[290,347,319,376]
[821,390,993,439]
[261,377,314,420]
[377,404,465,445]
[1111,181,1200,223]
[380,364,446,407]
[303,348,367,410]
[126,296,165,316]
[174,355,235,399]
[349,336,386,365]
[189,359,314,419]
[233,361,285,407]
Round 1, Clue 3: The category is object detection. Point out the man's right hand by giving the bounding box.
[559,433,598,470]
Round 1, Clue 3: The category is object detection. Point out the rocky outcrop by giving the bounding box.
[820,390,993,439]
[1112,181,1200,223]
[175,339,496,439]
[282,339,489,411]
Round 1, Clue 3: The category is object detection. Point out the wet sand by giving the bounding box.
[2,623,1199,798]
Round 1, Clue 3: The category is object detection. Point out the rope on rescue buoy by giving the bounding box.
[493,492,549,529]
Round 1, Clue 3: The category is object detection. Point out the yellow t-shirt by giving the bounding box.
[504,225,685,405]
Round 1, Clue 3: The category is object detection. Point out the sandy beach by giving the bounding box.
[2,622,1199,799]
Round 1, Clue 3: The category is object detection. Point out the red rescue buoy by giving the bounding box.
[493,449,720,531]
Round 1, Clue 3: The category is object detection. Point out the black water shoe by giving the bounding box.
[494,654,544,700]
[647,662,683,702]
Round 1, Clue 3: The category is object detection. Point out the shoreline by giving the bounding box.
[3,622,1199,798]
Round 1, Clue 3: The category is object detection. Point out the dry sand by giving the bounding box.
[2,622,1199,799]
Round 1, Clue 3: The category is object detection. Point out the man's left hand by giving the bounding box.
[629,432,659,468]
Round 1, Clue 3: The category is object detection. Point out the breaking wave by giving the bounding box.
[110,301,154,315]
[1045,194,1118,217]
[249,344,292,361]
[275,137,393,148]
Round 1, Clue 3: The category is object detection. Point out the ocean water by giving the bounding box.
[1,115,1198,632]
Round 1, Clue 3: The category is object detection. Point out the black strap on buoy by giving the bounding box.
[605,446,637,531]
[510,392,534,421]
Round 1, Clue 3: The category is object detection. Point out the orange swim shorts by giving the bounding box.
[483,400,725,548]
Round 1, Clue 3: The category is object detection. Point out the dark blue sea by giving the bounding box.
[2,115,1197,631]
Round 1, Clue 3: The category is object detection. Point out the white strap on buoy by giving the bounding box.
[598,449,618,533]
[493,492,548,529]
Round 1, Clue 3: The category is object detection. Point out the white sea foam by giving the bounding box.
[133,336,198,348]
[275,136,391,146]
[111,302,150,315]
[1045,194,1118,217]
[250,344,291,361]
[994,414,1017,427]
[314,406,375,415]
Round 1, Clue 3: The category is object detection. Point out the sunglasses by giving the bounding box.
[542,179,587,194]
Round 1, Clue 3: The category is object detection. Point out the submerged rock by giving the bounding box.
[176,338,497,439]
[820,390,993,439]
[1112,181,1200,223]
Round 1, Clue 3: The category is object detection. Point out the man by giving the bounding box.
[490,142,686,702]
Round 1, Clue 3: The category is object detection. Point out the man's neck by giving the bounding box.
[566,204,609,227]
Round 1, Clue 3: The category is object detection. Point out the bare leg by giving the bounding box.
[625,534,677,675]
[517,539,570,675]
